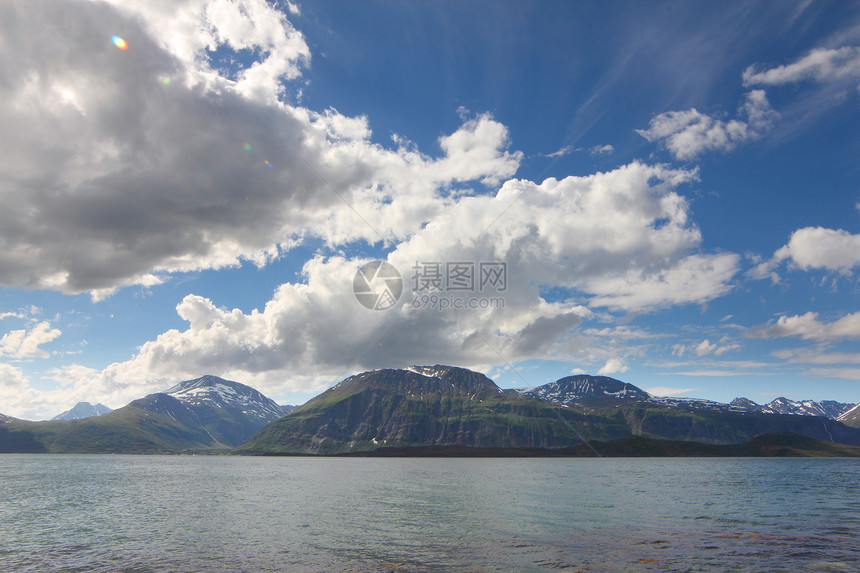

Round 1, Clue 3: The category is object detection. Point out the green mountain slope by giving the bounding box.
[0,394,225,454]
[238,366,629,454]
[611,403,860,445]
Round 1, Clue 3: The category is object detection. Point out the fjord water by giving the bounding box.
[1,456,858,572]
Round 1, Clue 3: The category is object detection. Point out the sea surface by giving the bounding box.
[1,455,858,572]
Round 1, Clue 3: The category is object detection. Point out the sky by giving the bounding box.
[2,0,860,420]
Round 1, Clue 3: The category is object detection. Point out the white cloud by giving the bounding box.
[694,338,739,357]
[695,339,716,356]
[743,46,860,88]
[584,253,740,312]
[751,226,860,282]
[664,370,751,377]
[597,357,628,376]
[589,144,615,156]
[544,145,574,158]
[0,364,31,414]
[749,311,860,341]
[0,321,62,359]
[774,227,860,272]
[772,348,860,365]
[644,386,697,396]
[802,367,860,381]
[636,90,778,160]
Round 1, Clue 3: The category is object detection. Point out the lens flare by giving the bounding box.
[112,36,128,50]
[161,77,171,85]
[264,160,274,168]
[244,143,252,152]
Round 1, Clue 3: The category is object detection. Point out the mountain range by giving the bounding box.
[516,374,856,421]
[2,367,859,455]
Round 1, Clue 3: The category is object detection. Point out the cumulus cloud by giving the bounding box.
[0,321,62,359]
[636,90,778,160]
[749,311,860,341]
[44,160,741,408]
[774,227,860,272]
[743,46,860,88]
[597,357,628,376]
[751,226,860,281]
[0,0,520,298]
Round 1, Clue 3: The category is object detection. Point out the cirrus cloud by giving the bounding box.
[743,46,860,88]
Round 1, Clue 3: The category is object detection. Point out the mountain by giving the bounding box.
[760,397,854,418]
[0,375,290,453]
[839,403,860,428]
[517,375,650,406]
[52,402,113,421]
[238,366,629,454]
[165,375,292,446]
[730,397,758,410]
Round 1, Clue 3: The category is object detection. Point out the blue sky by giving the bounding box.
[2,0,860,419]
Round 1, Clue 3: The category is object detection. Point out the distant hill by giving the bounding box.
[52,402,112,421]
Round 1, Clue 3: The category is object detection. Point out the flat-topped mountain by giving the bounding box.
[238,366,625,454]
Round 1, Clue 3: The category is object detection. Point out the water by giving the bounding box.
[1,456,858,572]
